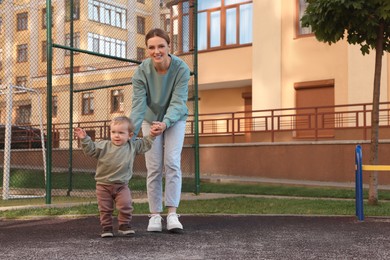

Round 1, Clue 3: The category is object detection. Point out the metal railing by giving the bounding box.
[16,101,390,145]
[186,101,390,142]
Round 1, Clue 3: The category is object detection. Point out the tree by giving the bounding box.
[301,0,390,204]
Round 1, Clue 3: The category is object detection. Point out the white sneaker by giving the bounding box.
[167,213,183,231]
[147,214,163,232]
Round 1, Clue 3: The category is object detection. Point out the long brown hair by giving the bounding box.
[145,28,170,46]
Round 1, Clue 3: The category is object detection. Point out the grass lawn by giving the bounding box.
[1,196,390,219]
[1,178,390,219]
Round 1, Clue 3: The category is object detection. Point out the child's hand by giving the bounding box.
[150,121,163,137]
[74,128,87,139]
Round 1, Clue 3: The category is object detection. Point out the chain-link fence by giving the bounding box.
[0,0,198,206]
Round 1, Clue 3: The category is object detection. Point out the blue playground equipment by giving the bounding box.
[355,144,390,221]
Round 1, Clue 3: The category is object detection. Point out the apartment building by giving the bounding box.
[1,0,389,144]
[0,0,178,144]
[199,0,389,111]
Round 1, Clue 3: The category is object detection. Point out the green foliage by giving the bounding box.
[301,0,390,55]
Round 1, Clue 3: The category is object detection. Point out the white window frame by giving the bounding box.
[88,0,126,29]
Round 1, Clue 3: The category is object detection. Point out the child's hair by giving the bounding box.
[111,116,134,133]
[145,28,170,46]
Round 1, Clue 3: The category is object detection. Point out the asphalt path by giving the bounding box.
[1,215,390,259]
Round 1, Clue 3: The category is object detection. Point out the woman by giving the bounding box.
[130,28,190,233]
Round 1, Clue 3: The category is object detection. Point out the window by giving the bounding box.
[88,0,127,29]
[137,16,145,35]
[87,32,126,58]
[42,41,47,62]
[52,95,58,117]
[82,92,94,115]
[42,7,54,29]
[197,0,252,51]
[16,105,31,124]
[16,76,27,87]
[17,12,28,31]
[66,0,80,21]
[65,32,80,55]
[160,14,170,33]
[137,47,145,61]
[111,89,124,113]
[17,44,28,63]
[297,0,312,35]
[170,1,193,54]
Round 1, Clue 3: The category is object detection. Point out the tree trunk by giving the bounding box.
[368,22,385,205]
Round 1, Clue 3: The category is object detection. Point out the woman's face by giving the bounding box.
[146,36,170,66]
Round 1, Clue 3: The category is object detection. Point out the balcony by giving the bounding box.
[187,102,390,143]
[43,101,390,147]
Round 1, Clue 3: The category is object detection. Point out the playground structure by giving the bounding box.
[355,144,390,221]
[1,85,46,200]
[0,0,199,203]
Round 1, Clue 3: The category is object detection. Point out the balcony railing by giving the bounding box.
[21,101,390,146]
[185,101,390,143]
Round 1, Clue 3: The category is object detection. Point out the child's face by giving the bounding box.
[110,122,133,146]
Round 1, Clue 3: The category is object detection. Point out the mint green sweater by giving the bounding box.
[80,135,154,185]
[130,54,190,136]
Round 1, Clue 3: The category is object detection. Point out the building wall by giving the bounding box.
[1,0,153,126]
[348,45,388,104]
[6,142,390,186]
[197,0,390,116]
[3,1,390,192]
[281,0,348,109]
[198,86,251,114]
[198,47,252,91]
[2,0,390,125]
[252,0,281,110]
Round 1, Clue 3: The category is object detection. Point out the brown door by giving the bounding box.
[294,80,335,139]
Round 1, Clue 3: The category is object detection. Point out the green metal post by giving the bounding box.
[45,0,53,204]
[73,82,133,93]
[52,44,141,64]
[67,0,74,196]
[193,0,200,195]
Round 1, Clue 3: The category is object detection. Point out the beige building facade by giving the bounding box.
[2,0,390,185]
[199,0,389,114]
[1,0,389,143]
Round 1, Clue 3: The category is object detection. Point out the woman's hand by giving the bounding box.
[150,121,166,137]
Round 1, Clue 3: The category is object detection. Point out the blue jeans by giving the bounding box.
[142,120,186,213]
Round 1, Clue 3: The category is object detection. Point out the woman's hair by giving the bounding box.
[145,28,170,46]
[111,116,134,133]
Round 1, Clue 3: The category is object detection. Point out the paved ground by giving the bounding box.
[1,214,390,259]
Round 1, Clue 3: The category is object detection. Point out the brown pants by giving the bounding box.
[96,183,133,228]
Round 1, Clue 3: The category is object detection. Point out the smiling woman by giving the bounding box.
[130,28,191,233]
